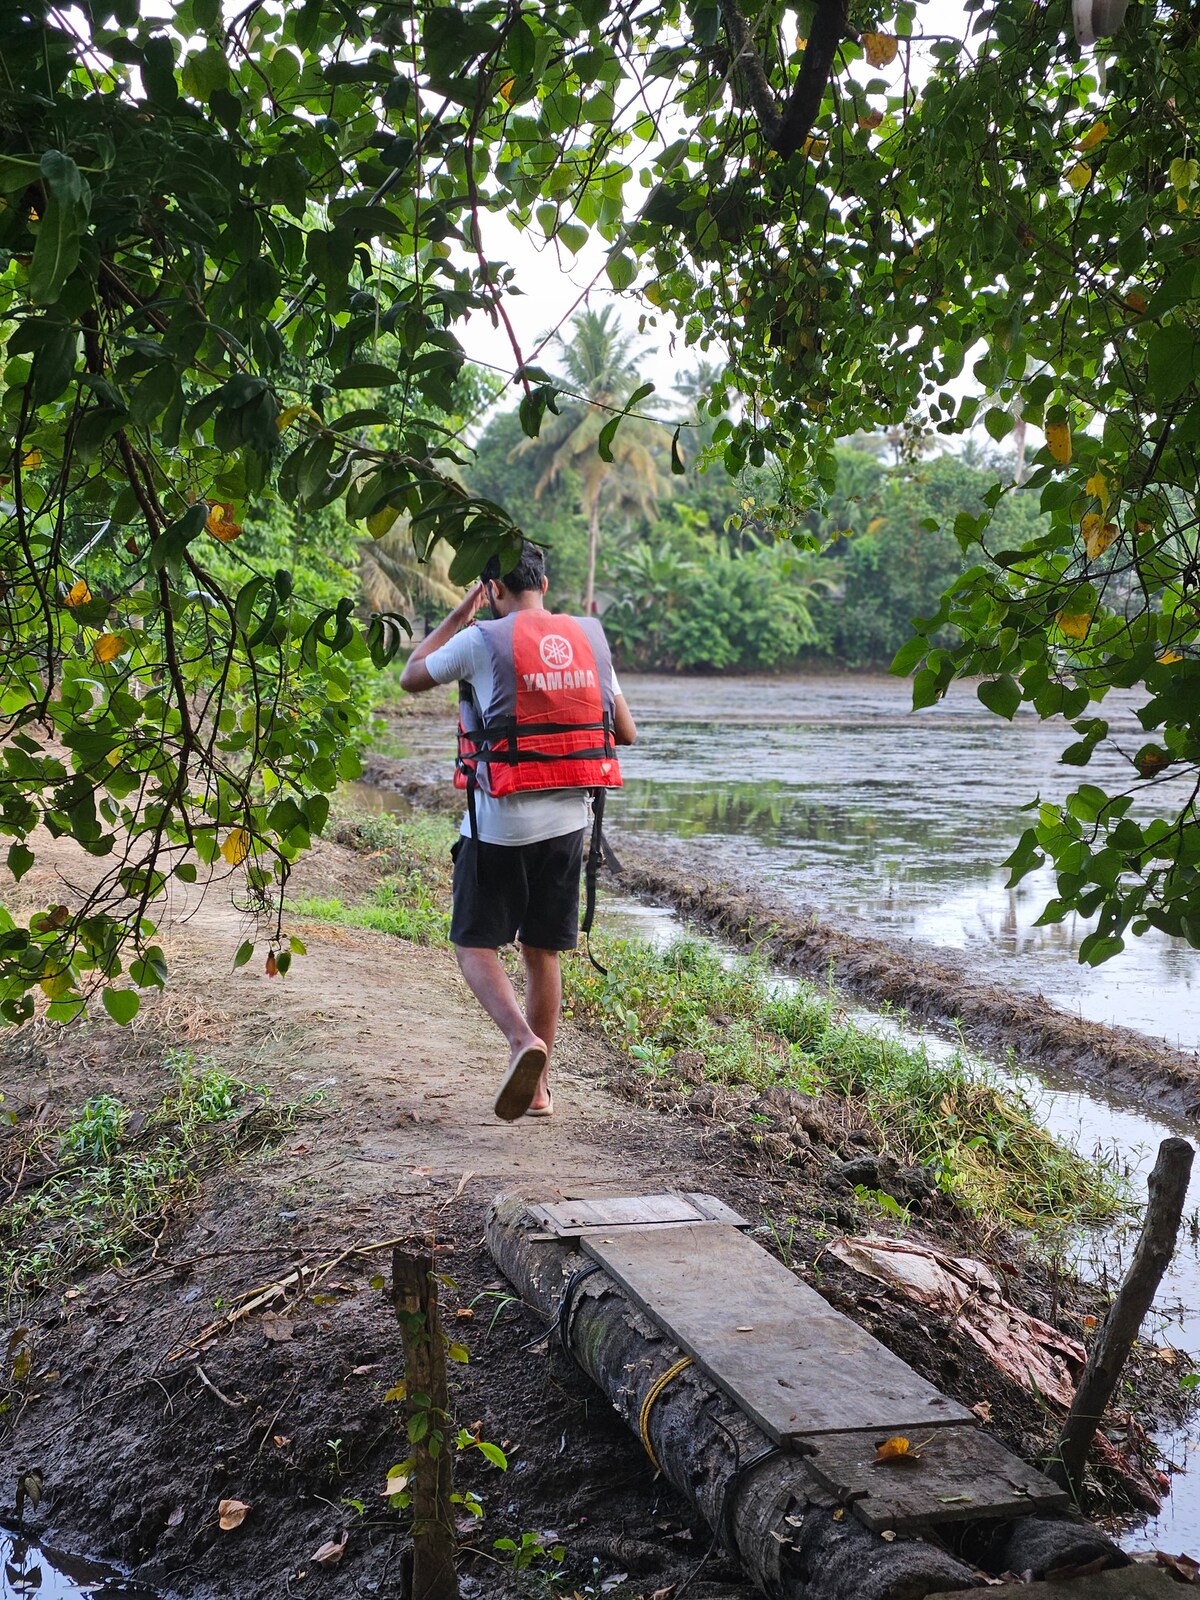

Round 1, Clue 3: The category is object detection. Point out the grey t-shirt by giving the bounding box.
[424,625,623,846]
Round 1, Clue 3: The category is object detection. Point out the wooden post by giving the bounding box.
[1048,1136,1194,1507]
[392,1248,458,1600]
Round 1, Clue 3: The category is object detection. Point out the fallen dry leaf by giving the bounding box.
[873,1435,921,1465]
[351,1363,377,1375]
[218,1498,250,1531]
[311,1531,349,1566]
[880,1529,896,1541]
[972,1401,993,1424]
[1156,1549,1200,1583]
[260,1312,294,1343]
[273,1435,291,1448]
[455,1308,475,1321]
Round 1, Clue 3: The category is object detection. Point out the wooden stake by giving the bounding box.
[1048,1135,1194,1507]
[392,1248,458,1600]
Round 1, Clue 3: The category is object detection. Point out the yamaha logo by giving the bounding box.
[539,633,575,669]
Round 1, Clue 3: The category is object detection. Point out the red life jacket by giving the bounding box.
[455,610,623,797]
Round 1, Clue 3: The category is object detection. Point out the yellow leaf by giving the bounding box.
[40,969,73,1000]
[367,504,400,540]
[11,1342,31,1383]
[801,135,828,158]
[1123,291,1148,314]
[206,501,243,542]
[383,1382,407,1403]
[21,449,41,468]
[218,1499,250,1531]
[276,403,321,431]
[94,633,126,664]
[866,516,886,533]
[1065,161,1092,192]
[1158,649,1183,664]
[873,1435,919,1464]
[1085,470,1109,511]
[1056,611,1092,641]
[1082,517,1118,560]
[1169,157,1199,192]
[381,1470,409,1498]
[1078,120,1108,151]
[64,578,91,607]
[858,110,884,130]
[861,32,898,66]
[498,77,515,103]
[220,827,251,866]
[644,281,663,307]
[1045,421,1072,465]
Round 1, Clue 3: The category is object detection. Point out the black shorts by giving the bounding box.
[449,829,585,951]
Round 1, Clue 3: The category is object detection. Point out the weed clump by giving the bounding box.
[297,813,454,944]
[1,1050,295,1298]
[564,938,1124,1230]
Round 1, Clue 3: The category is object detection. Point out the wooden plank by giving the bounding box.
[801,1425,1069,1532]
[582,1222,972,1441]
[529,1192,747,1238]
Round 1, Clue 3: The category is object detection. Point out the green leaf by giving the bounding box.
[476,1440,508,1469]
[234,940,254,968]
[1147,326,1200,405]
[977,674,1021,720]
[102,988,140,1025]
[29,192,84,306]
[332,363,402,389]
[7,843,35,882]
[605,252,636,291]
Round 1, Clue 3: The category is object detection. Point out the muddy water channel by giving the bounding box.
[613,673,1200,1053]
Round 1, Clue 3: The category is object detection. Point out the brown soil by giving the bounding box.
[0,829,1183,1600]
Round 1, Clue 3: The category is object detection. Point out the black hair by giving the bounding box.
[482,540,546,595]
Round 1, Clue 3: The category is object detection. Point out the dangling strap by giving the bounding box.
[581,787,619,975]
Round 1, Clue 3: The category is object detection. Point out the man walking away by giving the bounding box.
[399,542,637,1122]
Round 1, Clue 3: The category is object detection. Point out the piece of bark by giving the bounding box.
[1048,1137,1194,1506]
[393,1248,458,1600]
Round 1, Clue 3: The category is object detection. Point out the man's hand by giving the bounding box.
[399,584,487,694]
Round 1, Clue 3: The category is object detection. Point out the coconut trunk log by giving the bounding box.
[487,1197,1128,1599]
[487,1196,979,1599]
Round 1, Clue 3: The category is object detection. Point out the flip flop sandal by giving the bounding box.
[524,1095,554,1120]
[494,1041,548,1122]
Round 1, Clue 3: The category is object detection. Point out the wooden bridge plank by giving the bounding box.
[801,1424,1069,1531]
[582,1222,972,1441]
[529,1192,747,1237]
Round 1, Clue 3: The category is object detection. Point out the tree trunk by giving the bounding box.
[487,1197,980,1600]
[584,496,600,615]
[393,1248,458,1600]
[1048,1137,1194,1507]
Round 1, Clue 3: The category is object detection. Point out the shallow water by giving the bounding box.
[612,673,1200,1054]
[0,1531,153,1597]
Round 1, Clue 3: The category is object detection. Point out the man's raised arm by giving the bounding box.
[399,584,486,694]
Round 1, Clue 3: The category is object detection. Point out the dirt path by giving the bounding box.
[0,833,1182,1599]
[0,838,762,1600]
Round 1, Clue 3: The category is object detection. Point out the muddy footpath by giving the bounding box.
[0,785,1196,1598]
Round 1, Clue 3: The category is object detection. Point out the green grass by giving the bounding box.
[293,811,455,945]
[2,1050,294,1297]
[564,938,1125,1230]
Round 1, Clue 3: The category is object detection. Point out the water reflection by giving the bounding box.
[615,674,1200,1052]
[0,1531,153,1598]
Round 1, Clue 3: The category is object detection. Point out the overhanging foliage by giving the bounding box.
[2,0,1198,1017]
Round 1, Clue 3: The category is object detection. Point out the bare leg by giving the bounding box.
[520,945,562,1111]
[454,946,544,1057]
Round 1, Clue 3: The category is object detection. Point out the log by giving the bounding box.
[1047,1136,1195,1507]
[393,1248,458,1600]
[487,1196,980,1599]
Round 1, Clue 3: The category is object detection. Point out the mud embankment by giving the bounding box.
[362,756,1200,1125]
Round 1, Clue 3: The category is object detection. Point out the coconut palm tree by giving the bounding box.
[515,307,665,613]
[359,515,459,630]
